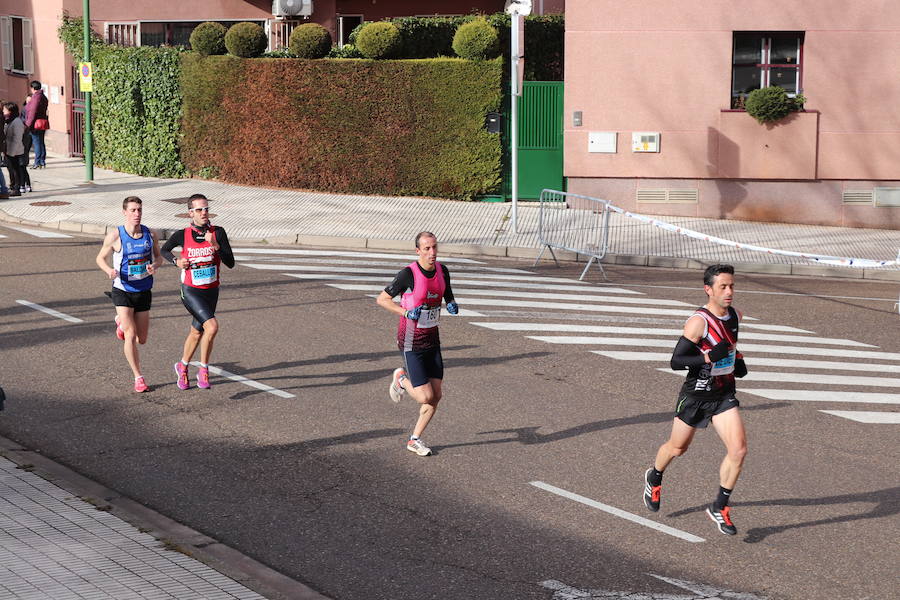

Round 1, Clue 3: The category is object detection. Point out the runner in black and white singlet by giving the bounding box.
[160,194,234,390]
[95,196,162,393]
[376,232,458,457]
[642,264,749,535]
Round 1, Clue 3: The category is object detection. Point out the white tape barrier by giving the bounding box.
[601,202,899,269]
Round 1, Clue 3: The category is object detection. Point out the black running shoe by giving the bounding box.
[643,468,661,512]
[706,504,737,535]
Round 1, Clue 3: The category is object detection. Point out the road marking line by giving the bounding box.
[0,234,6,238]
[529,481,705,543]
[476,322,869,347]
[234,256,532,274]
[189,362,294,398]
[661,369,900,388]
[232,248,484,263]
[741,323,813,334]
[533,337,899,360]
[6,226,72,238]
[819,410,900,423]
[16,300,83,323]
[285,273,641,294]
[738,389,900,404]
[594,351,900,373]
[372,295,484,317]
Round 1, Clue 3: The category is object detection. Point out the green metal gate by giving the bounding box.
[502,81,565,200]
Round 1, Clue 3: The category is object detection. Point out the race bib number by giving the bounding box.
[417,307,440,328]
[191,261,217,286]
[127,257,149,280]
[709,349,736,376]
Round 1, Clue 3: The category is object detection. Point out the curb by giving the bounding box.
[2,211,899,282]
[0,434,331,600]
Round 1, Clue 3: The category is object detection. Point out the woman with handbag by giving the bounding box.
[25,81,49,169]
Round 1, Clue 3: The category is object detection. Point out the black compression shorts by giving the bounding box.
[110,287,152,312]
[675,393,739,429]
[180,284,219,331]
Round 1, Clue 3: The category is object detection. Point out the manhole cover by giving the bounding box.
[174,213,218,219]
[30,201,71,207]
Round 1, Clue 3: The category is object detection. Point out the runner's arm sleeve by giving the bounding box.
[215,229,235,268]
[383,268,414,298]
[671,336,708,370]
[160,230,185,265]
[442,265,455,303]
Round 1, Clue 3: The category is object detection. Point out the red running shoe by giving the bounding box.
[134,377,149,393]
[197,366,211,390]
[174,362,189,390]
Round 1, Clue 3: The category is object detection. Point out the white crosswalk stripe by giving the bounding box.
[234,248,900,424]
[4,226,72,238]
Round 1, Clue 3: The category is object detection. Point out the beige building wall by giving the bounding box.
[565,0,900,228]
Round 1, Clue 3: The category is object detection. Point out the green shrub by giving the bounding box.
[356,22,402,59]
[452,19,500,60]
[745,86,806,123]
[190,22,227,56]
[225,22,267,58]
[327,44,363,59]
[262,48,296,58]
[289,23,332,59]
[57,11,103,60]
[392,16,460,58]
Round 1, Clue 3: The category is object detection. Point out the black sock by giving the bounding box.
[647,467,663,487]
[714,486,732,510]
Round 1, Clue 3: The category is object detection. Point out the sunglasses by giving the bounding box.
[190,206,210,212]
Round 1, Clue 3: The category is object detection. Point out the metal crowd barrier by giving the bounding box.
[533,189,611,280]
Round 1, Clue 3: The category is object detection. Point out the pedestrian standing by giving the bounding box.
[25,81,49,169]
[3,102,26,196]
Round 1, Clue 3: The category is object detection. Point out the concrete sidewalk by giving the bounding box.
[2,157,899,280]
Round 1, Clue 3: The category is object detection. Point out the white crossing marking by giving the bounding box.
[741,323,813,334]
[531,336,900,360]
[16,300,84,323]
[0,234,6,238]
[541,575,766,599]
[592,351,900,374]
[189,362,294,398]
[331,284,684,306]
[474,322,871,347]
[6,226,72,238]
[285,273,641,294]
[741,389,900,405]
[464,299,697,318]
[661,369,900,388]
[819,410,900,423]
[529,481,705,543]
[233,255,532,273]
[232,248,485,263]
[376,296,483,317]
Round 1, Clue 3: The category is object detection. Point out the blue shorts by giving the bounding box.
[403,347,444,388]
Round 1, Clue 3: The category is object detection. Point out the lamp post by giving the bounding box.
[82,0,93,182]
[505,0,531,233]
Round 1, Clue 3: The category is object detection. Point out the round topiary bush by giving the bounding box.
[224,22,268,58]
[452,19,500,60]
[745,86,806,124]
[356,22,402,59]
[190,22,227,56]
[289,23,332,59]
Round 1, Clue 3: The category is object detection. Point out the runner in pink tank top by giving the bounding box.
[377,232,458,457]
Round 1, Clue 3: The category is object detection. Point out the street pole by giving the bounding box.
[83,0,94,182]
[510,12,519,233]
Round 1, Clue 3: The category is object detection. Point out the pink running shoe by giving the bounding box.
[134,377,149,393]
[174,362,189,390]
[197,366,211,389]
[115,316,125,341]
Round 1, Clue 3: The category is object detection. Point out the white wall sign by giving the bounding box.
[588,131,617,153]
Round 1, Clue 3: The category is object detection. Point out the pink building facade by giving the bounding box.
[1,0,563,160]
[565,0,900,228]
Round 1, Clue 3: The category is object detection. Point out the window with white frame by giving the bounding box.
[732,32,803,109]
[337,15,363,47]
[1,15,34,74]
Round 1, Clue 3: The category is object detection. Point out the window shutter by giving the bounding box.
[0,16,11,71]
[23,18,33,74]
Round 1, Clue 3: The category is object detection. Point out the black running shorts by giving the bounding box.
[180,284,219,331]
[110,287,152,312]
[675,393,739,429]
[402,347,444,388]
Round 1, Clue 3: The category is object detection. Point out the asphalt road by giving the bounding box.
[1,224,898,600]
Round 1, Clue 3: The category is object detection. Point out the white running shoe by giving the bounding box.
[389,367,407,403]
[406,438,432,456]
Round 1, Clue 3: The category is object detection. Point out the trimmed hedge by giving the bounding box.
[190,22,227,56]
[225,22,267,58]
[356,22,402,59]
[290,23,332,59]
[745,86,806,124]
[181,56,502,199]
[452,19,500,60]
[91,46,187,177]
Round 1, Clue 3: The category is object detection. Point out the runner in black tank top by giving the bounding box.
[642,264,749,536]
